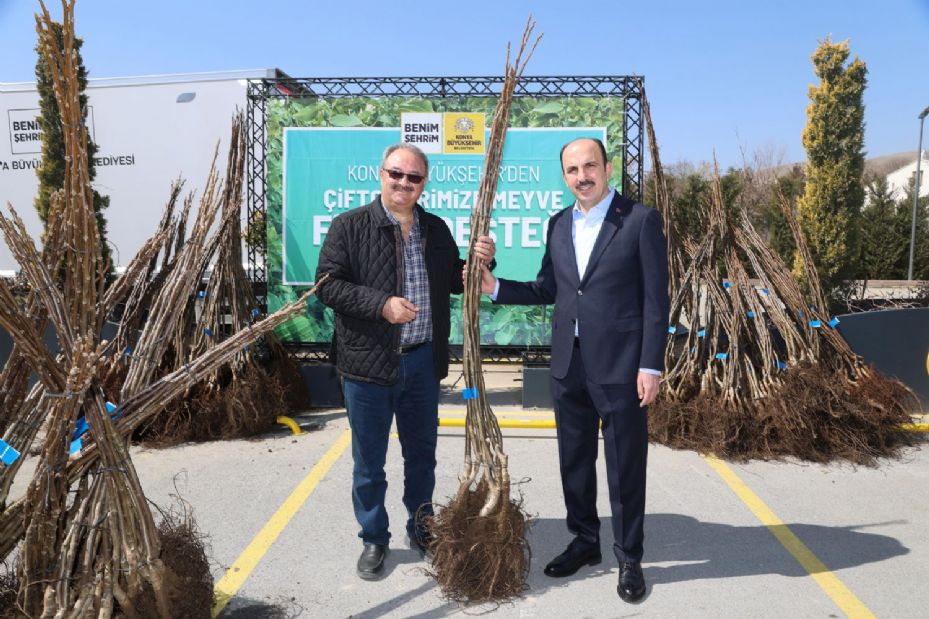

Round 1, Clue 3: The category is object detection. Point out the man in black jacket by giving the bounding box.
[316,143,494,580]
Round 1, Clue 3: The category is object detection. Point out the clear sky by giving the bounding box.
[1,0,928,170]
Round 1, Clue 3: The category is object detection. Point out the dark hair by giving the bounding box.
[559,138,609,171]
[382,143,429,177]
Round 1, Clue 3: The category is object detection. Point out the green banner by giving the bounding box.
[266,96,625,345]
[282,127,603,284]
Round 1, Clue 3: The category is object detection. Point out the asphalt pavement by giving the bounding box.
[127,365,929,619]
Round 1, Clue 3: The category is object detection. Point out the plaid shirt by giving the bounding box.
[382,203,432,347]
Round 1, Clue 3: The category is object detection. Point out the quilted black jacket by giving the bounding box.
[315,197,465,385]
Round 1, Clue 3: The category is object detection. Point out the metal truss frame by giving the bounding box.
[245,76,644,362]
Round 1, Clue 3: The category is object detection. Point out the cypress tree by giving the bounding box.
[794,38,867,297]
[34,21,112,270]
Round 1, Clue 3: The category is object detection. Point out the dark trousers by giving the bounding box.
[342,343,438,546]
[550,340,649,563]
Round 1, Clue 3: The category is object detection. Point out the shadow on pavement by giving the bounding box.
[308,512,906,615]
[221,595,304,618]
[526,513,909,592]
[347,580,459,619]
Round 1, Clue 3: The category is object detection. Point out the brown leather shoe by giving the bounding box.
[543,538,602,577]
[617,561,646,602]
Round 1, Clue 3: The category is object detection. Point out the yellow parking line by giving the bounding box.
[704,456,875,618]
[211,429,352,617]
[439,407,555,418]
[439,417,556,429]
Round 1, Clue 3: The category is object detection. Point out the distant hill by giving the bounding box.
[764,151,917,179]
[864,151,918,179]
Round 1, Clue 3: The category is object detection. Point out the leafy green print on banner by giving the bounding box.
[265,95,624,344]
[448,297,551,346]
[329,114,365,127]
[530,101,563,115]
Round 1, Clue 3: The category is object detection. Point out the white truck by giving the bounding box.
[0,68,283,273]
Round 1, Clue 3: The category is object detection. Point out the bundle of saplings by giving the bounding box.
[0,2,323,615]
[641,93,918,464]
[429,18,539,604]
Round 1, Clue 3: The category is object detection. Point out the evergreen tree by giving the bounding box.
[794,38,867,297]
[859,177,906,279]
[757,166,804,265]
[644,166,709,243]
[896,175,929,279]
[674,173,710,241]
[644,166,745,245]
[34,22,111,269]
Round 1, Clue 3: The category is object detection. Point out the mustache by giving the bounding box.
[391,184,415,193]
[576,180,595,189]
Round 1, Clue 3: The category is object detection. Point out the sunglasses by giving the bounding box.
[383,168,426,185]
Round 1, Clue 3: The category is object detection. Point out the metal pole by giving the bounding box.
[907,106,929,281]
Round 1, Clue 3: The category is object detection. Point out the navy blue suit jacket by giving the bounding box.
[496,193,670,385]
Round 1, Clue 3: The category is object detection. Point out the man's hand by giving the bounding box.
[472,234,495,263]
[479,262,498,295]
[637,372,660,407]
[461,262,499,295]
[382,296,418,324]
[462,235,498,293]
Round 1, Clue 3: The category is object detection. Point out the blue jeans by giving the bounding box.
[342,343,439,546]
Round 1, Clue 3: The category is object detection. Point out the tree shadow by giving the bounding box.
[346,579,459,619]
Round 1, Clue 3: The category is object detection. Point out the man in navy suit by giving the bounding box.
[479,137,669,602]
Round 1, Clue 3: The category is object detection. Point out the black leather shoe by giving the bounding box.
[617,561,646,602]
[357,543,387,580]
[543,538,601,577]
[408,532,433,559]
